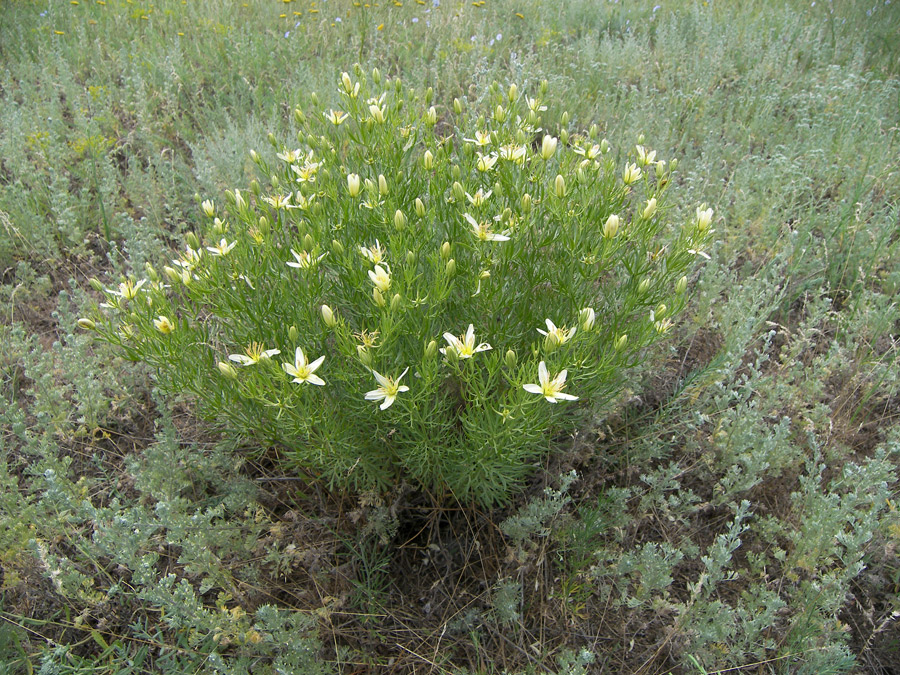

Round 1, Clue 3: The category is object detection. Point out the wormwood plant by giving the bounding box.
[81,68,713,505]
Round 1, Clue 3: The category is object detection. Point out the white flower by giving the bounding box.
[324,109,348,125]
[464,213,510,242]
[365,368,410,410]
[464,130,492,146]
[537,319,577,346]
[282,347,326,385]
[359,240,386,265]
[107,278,147,300]
[523,361,579,403]
[207,238,236,256]
[262,194,297,210]
[499,143,527,164]
[153,315,175,334]
[277,148,303,164]
[440,324,492,359]
[287,249,326,270]
[229,342,280,366]
[476,152,499,173]
[465,188,492,207]
[368,264,391,292]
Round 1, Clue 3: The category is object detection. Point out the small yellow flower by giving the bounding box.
[465,188,492,207]
[499,143,527,164]
[359,240,386,265]
[635,144,657,167]
[622,162,642,185]
[276,148,303,163]
[464,130,492,147]
[347,173,361,197]
[287,248,326,270]
[324,109,348,125]
[107,278,147,300]
[262,194,297,210]
[282,347,326,385]
[229,342,280,366]
[537,319,576,347]
[523,361,578,403]
[476,152,499,173]
[201,199,215,217]
[153,315,175,334]
[464,213,510,242]
[206,238,236,256]
[365,368,410,410]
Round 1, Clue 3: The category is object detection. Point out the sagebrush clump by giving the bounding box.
[83,68,713,505]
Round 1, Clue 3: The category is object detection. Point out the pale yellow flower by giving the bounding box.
[229,342,280,366]
[153,315,175,334]
[368,264,391,292]
[464,213,510,242]
[523,361,578,403]
[359,240,386,265]
[206,238,236,257]
[537,319,576,347]
[282,347,326,386]
[464,130,492,146]
[287,249,326,270]
[440,324,492,359]
[324,109,349,125]
[276,148,303,164]
[365,367,410,410]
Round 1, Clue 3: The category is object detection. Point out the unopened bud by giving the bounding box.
[600,139,610,154]
[576,167,587,185]
[89,278,105,292]
[77,318,96,331]
[144,263,158,283]
[638,279,651,295]
[164,266,180,283]
[656,160,666,179]
[425,86,434,105]
[540,79,549,95]
[559,129,569,145]
[615,334,628,351]
[425,339,438,359]
[494,105,506,123]
[579,307,596,332]
[696,205,714,232]
[406,250,416,268]
[453,97,463,115]
[452,181,465,202]
[357,345,373,366]
[521,193,532,214]
[372,67,381,85]
[303,233,314,251]
[347,173,360,197]
[425,106,437,127]
[394,209,407,230]
[589,124,599,139]
[637,133,645,144]
[250,179,261,196]
[331,239,344,255]
[554,174,567,199]
[543,332,560,352]
[293,107,304,124]
[391,293,402,312]
[373,288,386,307]
[310,91,319,106]
[444,345,459,365]
[504,349,517,369]
[515,129,527,146]
[541,135,557,160]
[218,361,238,379]
[560,111,569,127]
[451,164,460,180]
[445,258,456,276]
[655,303,668,319]
[642,198,658,220]
[267,132,277,147]
[423,150,434,170]
[185,232,200,250]
[507,83,518,102]
[201,199,215,218]
[676,276,688,294]
[378,174,388,196]
[289,325,300,342]
[603,214,621,239]
[341,71,353,93]
[440,241,451,259]
[258,216,270,234]
[415,197,426,218]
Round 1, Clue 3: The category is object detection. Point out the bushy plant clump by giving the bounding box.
[82,68,713,505]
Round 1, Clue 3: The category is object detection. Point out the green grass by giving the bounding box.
[1,0,899,672]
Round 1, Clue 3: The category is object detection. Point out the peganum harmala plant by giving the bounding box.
[80,68,714,506]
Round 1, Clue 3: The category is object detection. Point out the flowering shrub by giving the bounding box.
[82,68,713,505]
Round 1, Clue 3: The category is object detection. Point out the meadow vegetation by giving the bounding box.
[1,0,899,672]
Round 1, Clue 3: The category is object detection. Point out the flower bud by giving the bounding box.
[77,318,96,331]
[615,334,628,351]
[201,199,215,218]
[331,238,344,255]
[576,167,587,185]
[696,205,714,232]
[521,193,532,214]
[675,275,688,294]
[89,277,105,292]
[218,361,238,379]
[321,304,336,328]
[425,106,437,127]
[654,303,668,319]
[559,129,569,145]
[589,123,599,139]
[507,83,518,102]
[494,105,506,123]
[373,288,386,307]
[579,307,596,332]
[144,263,158,283]
[347,173,360,197]
[185,232,201,251]
[164,266,180,283]
[642,198,658,220]
[541,135,557,160]
[378,174,388,196]
[293,107,305,124]
[288,325,300,342]
[425,339,438,359]
[341,71,353,93]
[451,163,460,180]
[440,241,451,259]
[415,197,426,218]
[423,150,434,170]
[372,67,382,85]
[543,332,560,352]
[452,181,465,202]
[357,345,373,366]
[504,349,517,369]
[670,158,678,171]
[310,91,319,106]
[603,214,621,239]
[623,163,642,185]
[390,293,402,312]
[404,251,416,269]
[445,258,456,276]
[258,216,270,234]
[560,111,569,127]
[444,344,459,365]
[554,174,567,199]
[369,104,385,124]
[453,97,463,115]
[303,233,315,251]
[638,278,651,295]
[655,160,666,179]
[600,139,610,154]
